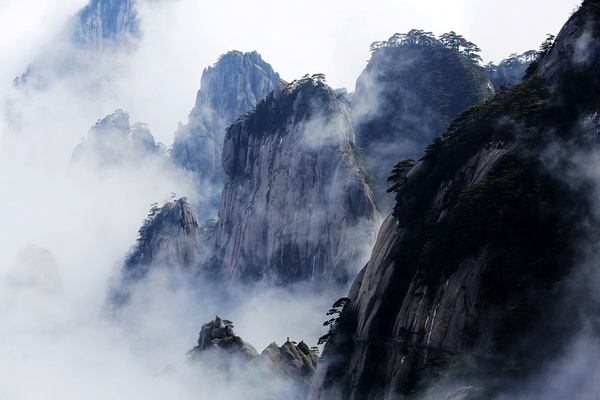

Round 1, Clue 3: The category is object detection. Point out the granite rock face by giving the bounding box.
[171,51,280,187]
[73,0,139,50]
[15,0,139,87]
[109,198,202,306]
[308,141,513,400]
[188,316,259,361]
[188,316,319,398]
[70,109,162,167]
[309,4,600,398]
[205,77,381,284]
[351,33,493,212]
[257,340,320,397]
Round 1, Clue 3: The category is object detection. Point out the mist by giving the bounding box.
[0,0,591,398]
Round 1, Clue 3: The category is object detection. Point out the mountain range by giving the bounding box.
[7,0,600,399]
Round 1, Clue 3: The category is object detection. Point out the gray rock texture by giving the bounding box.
[188,318,319,398]
[70,109,161,167]
[205,77,381,284]
[15,0,139,87]
[257,340,320,397]
[109,198,202,306]
[171,51,280,187]
[73,0,139,49]
[188,316,258,360]
[308,140,512,400]
[309,5,600,398]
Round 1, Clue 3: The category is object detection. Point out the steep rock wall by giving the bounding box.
[70,109,161,167]
[73,0,139,49]
[309,5,600,395]
[351,32,494,212]
[205,78,380,284]
[110,198,201,305]
[171,51,280,186]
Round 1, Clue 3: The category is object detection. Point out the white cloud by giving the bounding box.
[0,0,586,398]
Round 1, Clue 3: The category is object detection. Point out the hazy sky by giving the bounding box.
[0,0,582,144]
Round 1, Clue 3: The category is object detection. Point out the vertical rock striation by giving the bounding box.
[73,0,139,50]
[70,109,161,167]
[171,51,280,187]
[205,76,380,284]
[15,0,139,87]
[110,198,202,306]
[310,4,600,398]
[351,31,493,212]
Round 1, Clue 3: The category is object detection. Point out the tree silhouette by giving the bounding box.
[387,159,415,193]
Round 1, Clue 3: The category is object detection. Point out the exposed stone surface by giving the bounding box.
[308,141,512,400]
[532,1,600,85]
[109,198,202,306]
[171,51,280,187]
[70,109,161,167]
[309,6,600,398]
[188,316,258,360]
[257,340,319,397]
[205,77,381,284]
[15,0,138,87]
[351,34,494,212]
[187,317,319,397]
[73,0,139,50]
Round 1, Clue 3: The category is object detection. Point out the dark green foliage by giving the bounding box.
[409,152,569,294]
[227,73,336,140]
[485,50,537,88]
[367,36,489,129]
[318,297,351,345]
[422,76,551,176]
[387,159,415,193]
[370,30,482,63]
[123,201,169,279]
[384,22,600,391]
[537,34,555,58]
[355,30,493,212]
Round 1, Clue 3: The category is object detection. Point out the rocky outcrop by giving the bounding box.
[309,5,600,398]
[171,51,280,187]
[15,0,138,87]
[109,198,202,305]
[259,341,318,379]
[205,76,381,284]
[188,316,258,361]
[70,109,163,167]
[531,0,600,85]
[257,340,320,397]
[188,316,319,397]
[73,0,139,50]
[351,31,494,212]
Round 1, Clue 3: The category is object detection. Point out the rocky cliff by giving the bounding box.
[309,3,600,398]
[171,51,280,187]
[15,0,138,87]
[187,316,319,398]
[204,76,381,284]
[351,30,494,212]
[188,315,259,361]
[70,109,163,167]
[110,198,202,305]
[73,0,139,50]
